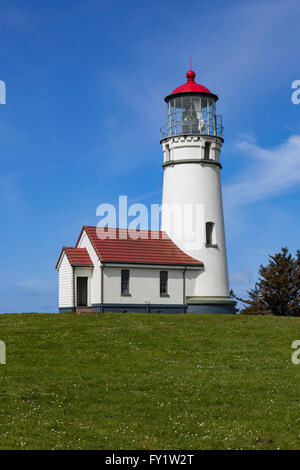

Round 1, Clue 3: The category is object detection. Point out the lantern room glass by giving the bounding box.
[163,95,223,139]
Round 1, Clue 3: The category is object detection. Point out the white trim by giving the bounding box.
[56,250,66,270]
[103,262,202,270]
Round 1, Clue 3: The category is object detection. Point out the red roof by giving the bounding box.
[75,226,203,267]
[56,247,93,269]
[171,70,212,95]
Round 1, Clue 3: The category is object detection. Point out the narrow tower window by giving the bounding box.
[160,271,168,296]
[204,142,211,159]
[165,144,170,161]
[206,222,215,246]
[121,269,130,295]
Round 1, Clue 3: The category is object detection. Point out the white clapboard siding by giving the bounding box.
[58,253,73,308]
[104,266,185,304]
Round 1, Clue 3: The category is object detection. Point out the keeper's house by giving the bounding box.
[56,225,204,314]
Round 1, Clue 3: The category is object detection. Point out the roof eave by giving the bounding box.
[102,260,203,268]
[55,246,67,270]
[164,91,219,103]
[72,264,94,268]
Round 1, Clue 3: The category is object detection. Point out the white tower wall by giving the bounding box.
[161,135,230,298]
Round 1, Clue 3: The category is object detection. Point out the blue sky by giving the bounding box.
[0,0,300,313]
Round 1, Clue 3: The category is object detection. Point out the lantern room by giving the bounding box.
[161,70,223,139]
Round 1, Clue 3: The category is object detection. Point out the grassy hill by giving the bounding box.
[0,312,299,450]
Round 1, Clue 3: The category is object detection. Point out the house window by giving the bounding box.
[160,271,168,296]
[121,269,130,295]
[206,222,215,246]
[204,142,210,159]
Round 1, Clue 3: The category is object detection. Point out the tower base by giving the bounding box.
[186,296,236,314]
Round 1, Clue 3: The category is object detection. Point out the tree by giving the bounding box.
[238,248,300,316]
[232,283,266,315]
[289,249,300,316]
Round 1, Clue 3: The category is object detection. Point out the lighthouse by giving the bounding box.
[56,67,235,315]
[161,69,235,314]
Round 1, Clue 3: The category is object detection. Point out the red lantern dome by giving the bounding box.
[165,69,218,102]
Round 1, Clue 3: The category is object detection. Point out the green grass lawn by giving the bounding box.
[0,312,299,450]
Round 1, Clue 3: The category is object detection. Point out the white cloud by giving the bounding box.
[224,135,300,207]
[230,269,252,286]
[18,279,53,291]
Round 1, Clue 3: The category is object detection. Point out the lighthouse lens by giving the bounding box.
[182,97,198,133]
[163,95,222,138]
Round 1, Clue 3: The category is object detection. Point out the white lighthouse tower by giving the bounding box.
[161,69,235,314]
